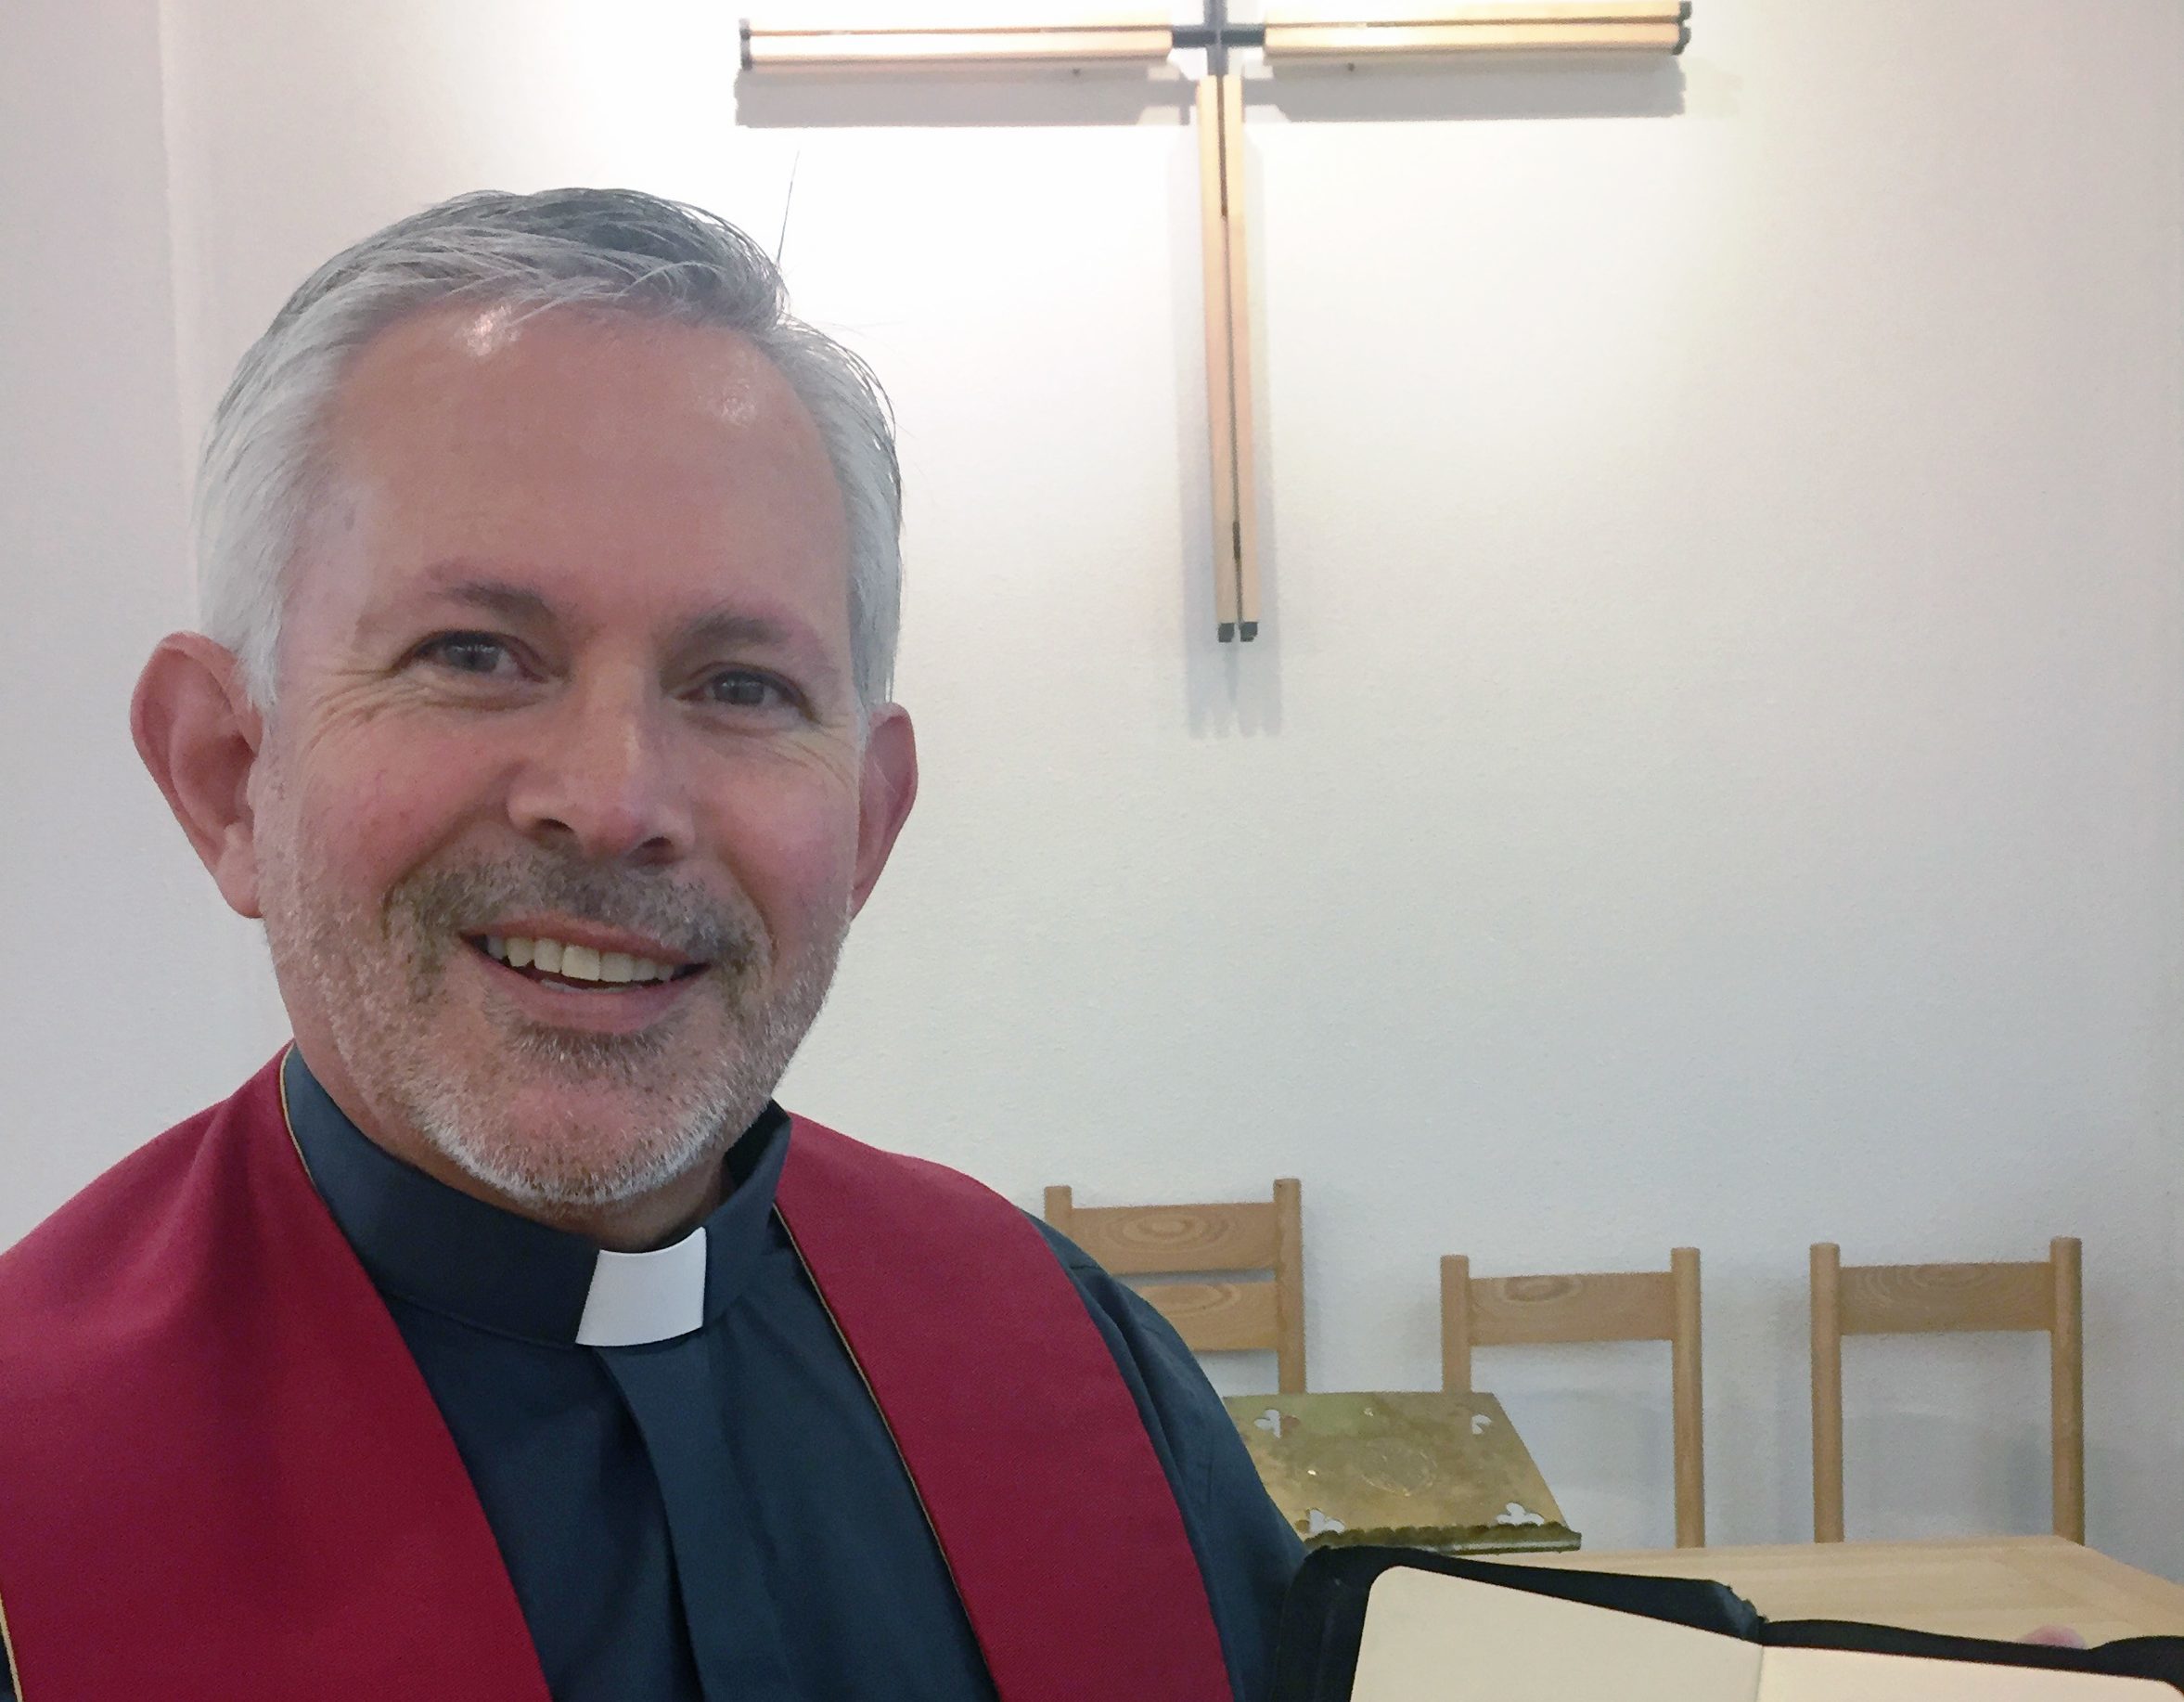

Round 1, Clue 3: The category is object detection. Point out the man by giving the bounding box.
[0,188,1301,1701]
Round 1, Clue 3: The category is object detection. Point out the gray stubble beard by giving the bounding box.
[261,832,848,1213]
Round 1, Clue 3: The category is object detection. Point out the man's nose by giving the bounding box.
[506,681,695,865]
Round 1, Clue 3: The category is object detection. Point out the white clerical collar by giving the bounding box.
[575,1228,711,1347]
[280,1048,790,1348]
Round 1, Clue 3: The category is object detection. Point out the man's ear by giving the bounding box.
[850,703,919,915]
[131,633,269,919]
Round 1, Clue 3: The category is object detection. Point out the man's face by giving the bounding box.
[240,303,904,1216]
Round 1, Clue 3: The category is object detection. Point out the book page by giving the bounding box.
[1349,1567,1764,1702]
[1758,1645,2174,1702]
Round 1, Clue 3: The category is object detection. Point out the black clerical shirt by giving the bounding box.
[264,1053,1303,1701]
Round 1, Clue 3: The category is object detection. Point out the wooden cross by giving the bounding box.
[741,4,1690,641]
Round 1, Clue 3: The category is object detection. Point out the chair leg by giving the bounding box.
[2050,1236,2085,1542]
[1439,1256,1473,1395]
[1671,1246,1705,1547]
[1810,1243,1845,1542]
[1274,1178,1305,1394]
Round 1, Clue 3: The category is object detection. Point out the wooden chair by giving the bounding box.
[1809,1237,2084,1543]
[1043,1179,1304,1392]
[1441,1248,1706,1547]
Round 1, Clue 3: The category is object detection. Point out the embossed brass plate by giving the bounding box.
[1222,1390,1579,1554]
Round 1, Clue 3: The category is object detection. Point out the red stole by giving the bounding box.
[0,1057,1231,1702]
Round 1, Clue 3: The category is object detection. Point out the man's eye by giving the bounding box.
[417,633,517,676]
[702,671,789,710]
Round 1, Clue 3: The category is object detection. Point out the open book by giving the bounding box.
[1272,1549,2184,1702]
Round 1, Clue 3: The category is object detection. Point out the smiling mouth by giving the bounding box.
[468,934,708,990]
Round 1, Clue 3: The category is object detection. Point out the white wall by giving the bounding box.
[0,0,279,1223]
[7,0,2179,1571]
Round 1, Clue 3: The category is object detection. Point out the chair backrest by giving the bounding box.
[1044,1179,1305,1393]
[1441,1248,1705,1547]
[1808,1237,2084,1543]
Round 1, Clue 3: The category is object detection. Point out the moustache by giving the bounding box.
[389,855,762,970]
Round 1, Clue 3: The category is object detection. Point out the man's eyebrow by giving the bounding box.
[424,578,559,626]
[681,611,815,654]
[680,610,848,695]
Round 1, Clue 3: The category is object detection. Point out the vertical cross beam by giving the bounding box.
[1197,62,1260,641]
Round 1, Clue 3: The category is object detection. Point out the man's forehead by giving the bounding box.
[285,303,854,661]
[332,300,820,444]
[317,302,848,549]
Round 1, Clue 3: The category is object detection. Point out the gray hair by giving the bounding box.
[196,187,902,708]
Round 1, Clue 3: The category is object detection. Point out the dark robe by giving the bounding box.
[0,1055,1301,1700]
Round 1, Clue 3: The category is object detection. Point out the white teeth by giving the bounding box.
[482,934,682,984]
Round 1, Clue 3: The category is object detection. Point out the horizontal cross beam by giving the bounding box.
[743,6,1693,71]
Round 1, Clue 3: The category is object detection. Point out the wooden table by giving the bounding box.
[1510,1536,2184,1644]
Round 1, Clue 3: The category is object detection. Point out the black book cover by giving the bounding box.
[1272,1548,2184,1702]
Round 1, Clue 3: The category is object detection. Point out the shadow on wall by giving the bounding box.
[735,64,1196,130]
[1258,56,1686,126]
